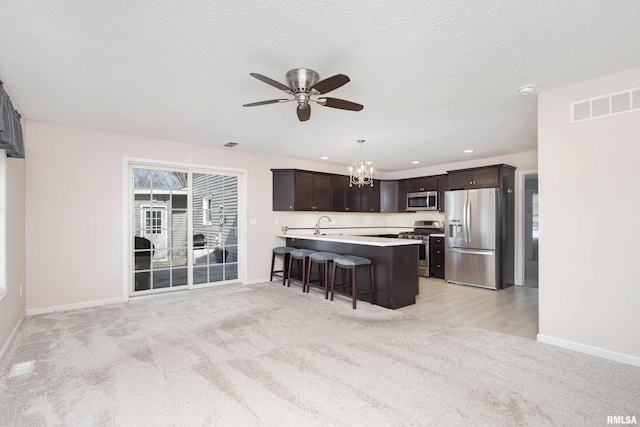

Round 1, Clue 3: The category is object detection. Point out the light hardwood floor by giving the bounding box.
[399,277,539,339]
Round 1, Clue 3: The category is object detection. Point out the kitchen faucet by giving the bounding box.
[314,215,333,235]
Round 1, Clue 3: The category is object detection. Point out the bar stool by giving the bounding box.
[270,246,296,285]
[287,249,316,290]
[305,252,340,299]
[330,255,375,309]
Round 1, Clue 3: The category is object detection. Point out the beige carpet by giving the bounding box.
[1,282,638,426]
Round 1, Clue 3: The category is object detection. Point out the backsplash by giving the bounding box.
[270,210,445,236]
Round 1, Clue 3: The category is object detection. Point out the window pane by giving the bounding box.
[209,265,224,283]
[133,168,152,189]
[193,249,209,265]
[225,245,238,263]
[172,268,187,287]
[193,267,208,285]
[225,264,238,281]
[223,228,238,245]
[153,269,171,289]
[134,272,151,291]
[171,249,187,267]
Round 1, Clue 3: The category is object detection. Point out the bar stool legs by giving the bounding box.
[305,252,339,299]
[270,247,296,285]
[330,255,375,309]
[287,249,316,290]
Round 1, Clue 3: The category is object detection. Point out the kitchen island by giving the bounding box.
[277,234,420,309]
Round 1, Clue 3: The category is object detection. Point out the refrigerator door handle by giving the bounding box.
[448,248,494,256]
[465,192,470,244]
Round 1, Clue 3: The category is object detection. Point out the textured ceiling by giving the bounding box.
[1,0,640,171]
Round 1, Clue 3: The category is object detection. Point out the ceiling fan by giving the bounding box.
[243,68,363,122]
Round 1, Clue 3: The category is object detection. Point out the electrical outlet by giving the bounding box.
[275,218,279,225]
[19,285,23,296]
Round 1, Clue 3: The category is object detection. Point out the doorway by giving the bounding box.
[129,163,243,295]
[523,173,539,287]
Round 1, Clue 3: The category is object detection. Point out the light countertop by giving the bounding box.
[430,233,445,238]
[277,234,421,247]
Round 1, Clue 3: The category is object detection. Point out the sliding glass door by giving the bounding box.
[130,164,241,295]
[192,173,238,285]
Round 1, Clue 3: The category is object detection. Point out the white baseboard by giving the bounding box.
[244,277,272,285]
[537,334,640,368]
[26,297,125,316]
[0,314,25,362]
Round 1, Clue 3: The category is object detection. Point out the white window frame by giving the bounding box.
[0,151,7,302]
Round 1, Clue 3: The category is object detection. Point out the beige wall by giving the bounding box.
[0,157,26,358]
[24,121,368,311]
[538,67,640,361]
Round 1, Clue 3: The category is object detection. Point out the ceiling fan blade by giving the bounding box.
[249,73,292,92]
[319,97,364,111]
[243,99,290,107]
[297,105,311,122]
[310,74,350,94]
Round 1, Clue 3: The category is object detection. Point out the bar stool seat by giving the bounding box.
[330,255,375,309]
[287,249,316,290]
[306,252,340,299]
[270,246,296,285]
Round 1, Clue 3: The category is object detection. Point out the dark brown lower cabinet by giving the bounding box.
[430,236,445,279]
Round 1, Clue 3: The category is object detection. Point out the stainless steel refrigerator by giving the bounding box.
[445,188,500,289]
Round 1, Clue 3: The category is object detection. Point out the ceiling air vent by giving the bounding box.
[571,87,640,123]
[223,141,239,148]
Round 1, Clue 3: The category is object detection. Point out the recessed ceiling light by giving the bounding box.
[519,84,535,96]
[365,161,373,165]
[223,141,239,147]
[412,161,420,164]
[463,149,473,153]
[320,156,328,160]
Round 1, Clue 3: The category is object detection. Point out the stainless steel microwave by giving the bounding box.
[407,191,438,211]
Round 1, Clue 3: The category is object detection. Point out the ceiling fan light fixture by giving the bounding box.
[349,139,374,188]
[244,68,363,121]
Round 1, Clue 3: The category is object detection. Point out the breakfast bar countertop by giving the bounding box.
[276,233,421,247]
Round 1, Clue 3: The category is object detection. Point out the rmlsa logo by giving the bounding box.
[607,415,638,425]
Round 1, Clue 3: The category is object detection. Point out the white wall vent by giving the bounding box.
[571,87,640,123]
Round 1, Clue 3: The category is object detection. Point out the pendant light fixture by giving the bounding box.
[349,139,374,187]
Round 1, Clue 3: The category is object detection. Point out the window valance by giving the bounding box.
[0,80,24,159]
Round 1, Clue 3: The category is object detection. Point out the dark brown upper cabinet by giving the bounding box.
[447,165,510,190]
[380,180,399,213]
[404,176,438,192]
[360,180,381,213]
[332,175,361,212]
[436,174,448,212]
[271,169,331,211]
[333,175,380,212]
[272,169,295,211]
[295,171,332,211]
